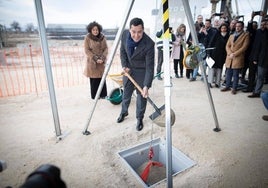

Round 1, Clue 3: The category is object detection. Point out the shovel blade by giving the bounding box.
[149,105,165,120]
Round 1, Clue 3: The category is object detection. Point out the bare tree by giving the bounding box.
[10,21,21,33]
[25,23,34,33]
[0,24,7,48]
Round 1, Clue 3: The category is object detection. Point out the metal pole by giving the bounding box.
[182,0,221,132]
[29,44,39,96]
[262,0,268,13]
[259,0,268,28]
[82,0,135,135]
[162,0,173,187]
[34,0,62,137]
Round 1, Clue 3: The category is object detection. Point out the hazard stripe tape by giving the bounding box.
[162,0,169,39]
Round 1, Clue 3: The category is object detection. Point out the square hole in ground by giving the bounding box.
[118,138,196,187]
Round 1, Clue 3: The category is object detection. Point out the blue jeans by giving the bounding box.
[192,60,207,79]
[261,92,268,110]
[192,66,199,78]
[225,68,240,90]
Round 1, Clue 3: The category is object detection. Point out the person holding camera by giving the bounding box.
[189,18,217,82]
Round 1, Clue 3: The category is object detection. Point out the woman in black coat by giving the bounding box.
[208,23,229,88]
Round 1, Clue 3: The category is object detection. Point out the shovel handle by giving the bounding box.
[123,72,161,114]
[123,72,144,94]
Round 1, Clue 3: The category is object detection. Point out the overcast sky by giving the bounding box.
[0,0,264,30]
[0,0,157,29]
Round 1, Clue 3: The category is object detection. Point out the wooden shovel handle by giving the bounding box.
[123,72,162,115]
[123,72,143,93]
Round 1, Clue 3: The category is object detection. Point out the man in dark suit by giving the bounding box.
[248,18,268,98]
[116,17,155,131]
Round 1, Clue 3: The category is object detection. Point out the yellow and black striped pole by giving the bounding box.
[162,0,169,40]
[162,0,173,187]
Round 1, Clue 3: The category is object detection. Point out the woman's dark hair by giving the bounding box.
[176,24,186,36]
[219,22,229,32]
[86,21,103,33]
[129,17,144,29]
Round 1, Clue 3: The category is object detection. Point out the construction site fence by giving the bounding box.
[0,44,121,98]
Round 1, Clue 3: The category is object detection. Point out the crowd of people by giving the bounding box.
[83,12,268,132]
[155,11,268,121]
[165,11,268,97]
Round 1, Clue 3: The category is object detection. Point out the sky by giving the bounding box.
[0,0,157,29]
[0,0,264,30]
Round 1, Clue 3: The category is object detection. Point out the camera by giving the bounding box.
[19,164,66,188]
[0,160,7,172]
[254,11,262,15]
[214,13,223,17]
[235,15,244,20]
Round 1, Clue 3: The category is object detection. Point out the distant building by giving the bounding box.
[46,24,118,40]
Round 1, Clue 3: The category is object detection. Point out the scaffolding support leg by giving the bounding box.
[182,0,221,132]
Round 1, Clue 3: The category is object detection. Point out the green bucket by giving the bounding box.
[107,88,123,105]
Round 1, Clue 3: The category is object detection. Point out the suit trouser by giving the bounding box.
[247,61,258,90]
[157,49,172,75]
[254,66,268,94]
[157,49,163,74]
[208,68,222,86]
[173,59,183,76]
[121,73,147,120]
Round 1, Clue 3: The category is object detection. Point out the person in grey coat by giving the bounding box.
[116,17,155,131]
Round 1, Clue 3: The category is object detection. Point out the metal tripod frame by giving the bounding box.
[182,0,221,132]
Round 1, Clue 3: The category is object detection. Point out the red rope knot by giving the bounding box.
[148,147,154,160]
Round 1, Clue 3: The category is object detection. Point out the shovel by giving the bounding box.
[123,72,175,127]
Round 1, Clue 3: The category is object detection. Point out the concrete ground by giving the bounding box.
[0,74,267,188]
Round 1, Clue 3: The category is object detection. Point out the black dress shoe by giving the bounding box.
[231,89,237,95]
[242,88,253,93]
[221,87,231,92]
[136,119,144,131]
[117,112,128,123]
[248,93,260,98]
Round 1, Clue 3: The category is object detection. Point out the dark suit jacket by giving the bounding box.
[210,31,229,69]
[120,30,155,88]
[252,28,268,68]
